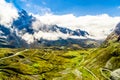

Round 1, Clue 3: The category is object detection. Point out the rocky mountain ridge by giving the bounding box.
[0,9,100,48]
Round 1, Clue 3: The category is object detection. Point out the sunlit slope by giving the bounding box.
[0,48,89,80]
[82,42,120,80]
[0,41,119,80]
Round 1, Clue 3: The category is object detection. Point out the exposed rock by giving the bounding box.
[111,69,120,80]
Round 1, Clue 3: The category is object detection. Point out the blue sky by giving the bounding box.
[1,0,120,40]
[5,0,120,16]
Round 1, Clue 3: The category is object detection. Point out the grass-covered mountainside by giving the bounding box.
[0,22,120,80]
[1,1,120,79]
[0,40,119,80]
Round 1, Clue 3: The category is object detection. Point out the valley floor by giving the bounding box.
[0,43,119,80]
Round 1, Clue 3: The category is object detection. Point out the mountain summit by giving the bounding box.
[0,9,101,48]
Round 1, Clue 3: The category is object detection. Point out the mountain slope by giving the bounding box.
[103,22,120,47]
[0,22,119,80]
[0,39,119,80]
[81,22,120,80]
[0,9,100,48]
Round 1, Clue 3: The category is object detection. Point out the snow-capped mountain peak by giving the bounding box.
[0,9,94,48]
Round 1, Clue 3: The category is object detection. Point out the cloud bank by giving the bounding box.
[34,14,120,40]
[23,13,120,44]
[1,0,120,44]
[0,0,18,27]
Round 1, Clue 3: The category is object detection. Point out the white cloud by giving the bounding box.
[33,31,87,41]
[21,31,68,44]
[33,31,67,41]
[33,14,120,40]
[22,33,35,44]
[32,20,43,31]
[0,0,18,27]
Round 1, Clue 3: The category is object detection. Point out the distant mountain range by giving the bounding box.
[0,9,103,48]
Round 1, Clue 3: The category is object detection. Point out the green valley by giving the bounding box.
[0,40,119,80]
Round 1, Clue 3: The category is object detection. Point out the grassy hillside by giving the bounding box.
[0,41,119,80]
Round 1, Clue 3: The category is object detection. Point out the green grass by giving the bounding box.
[0,42,119,80]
